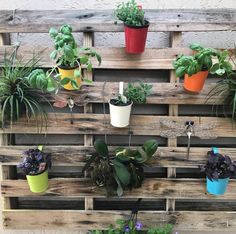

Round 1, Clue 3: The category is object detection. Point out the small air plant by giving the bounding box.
[18,147,52,175]
[201,149,236,181]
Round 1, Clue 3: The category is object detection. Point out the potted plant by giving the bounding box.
[173,43,232,93]
[83,139,158,196]
[18,146,52,193]
[109,81,152,128]
[49,24,101,90]
[0,48,49,130]
[201,148,236,196]
[115,0,149,54]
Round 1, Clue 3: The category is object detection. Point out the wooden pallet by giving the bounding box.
[1,9,236,232]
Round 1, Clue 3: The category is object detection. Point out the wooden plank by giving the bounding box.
[0,46,191,69]
[1,146,235,168]
[3,178,236,199]
[83,32,94,211]
[0,9,236,33]
[48,82,224,105]
[1,114,236,136]
[166,32,182,212]
[3,210,236,230]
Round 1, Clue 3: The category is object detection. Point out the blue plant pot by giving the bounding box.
[206,177,229,196]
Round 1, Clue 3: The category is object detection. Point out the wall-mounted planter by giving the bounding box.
[109,100,133,127]
[183,71,209,93]
[58,64,81,90]
[26,170,49,193]
[206,177,229,196]
[124,20,149,54]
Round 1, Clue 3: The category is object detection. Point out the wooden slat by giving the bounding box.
[0,46,191,69]
[48,82,224,105]
[1,146,236,168]
[2,114,235,137]
[0,9,236,33]
[3,178,236,199]
[3,210,236,230]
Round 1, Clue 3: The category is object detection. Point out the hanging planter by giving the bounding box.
[173,43,232,94]
[201,148,236,196]
[115,0,149,54]
[48,24,101,91]
[18,146,52,193]
[206,177,229,196]
[109,99,133,128]
[26,170,49,193]
[183,70,209,93]
[57,63,82,91]
[124,20,149,54]
[108,81,152,128]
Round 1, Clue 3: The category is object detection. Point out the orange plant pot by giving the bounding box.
[183,71,209,93]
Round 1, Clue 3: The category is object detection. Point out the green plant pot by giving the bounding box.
[26,170,48,193]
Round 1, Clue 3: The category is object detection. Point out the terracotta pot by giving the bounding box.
[124,20,149,54]
[58,64,81,91]
[183,71,209,93]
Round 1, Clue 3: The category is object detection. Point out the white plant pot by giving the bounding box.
[109,100,133,128]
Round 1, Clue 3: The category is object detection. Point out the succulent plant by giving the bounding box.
[18,147,52,175]
[83,139,158,196]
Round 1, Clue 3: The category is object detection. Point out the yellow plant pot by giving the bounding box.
[58,66,82,90]
[26,170,48,193]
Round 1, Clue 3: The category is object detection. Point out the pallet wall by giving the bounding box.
[1,9,236,232]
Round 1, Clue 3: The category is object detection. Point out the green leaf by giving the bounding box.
[113,172,124,197]
[71,79,79,89]
[112,159,130,186]
[215,68,226,76]
[190,43,203,51]
[50,50,58,60]
[63,44,74,61]
[94,139,109,157]
[49,28,58,38]
[74,69,81,77]
[87,63,92,72]
[60,77,71,85]
[83,78,93,84]
[143,139,158,159]
[175,66,186,77]
[80,56,89,64]
[210,63,220,74]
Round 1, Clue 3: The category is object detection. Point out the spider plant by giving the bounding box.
[0,48,48,130]
[206,50,236,120]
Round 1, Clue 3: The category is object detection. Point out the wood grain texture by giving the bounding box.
[3,210,236,231]
[1,146,236,168]
[0,46,192,69]
[4,178,235,199]
[1,114,235,136]
[48,82,224,105]
[0,9,236,33]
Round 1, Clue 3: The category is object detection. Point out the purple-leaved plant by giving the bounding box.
[18,148,52,175]
[201,149,236,181]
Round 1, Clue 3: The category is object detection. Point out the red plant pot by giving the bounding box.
[124,21,149,54]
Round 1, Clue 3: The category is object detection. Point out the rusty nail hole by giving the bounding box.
[176,25,180,28]
[177,14,181,17]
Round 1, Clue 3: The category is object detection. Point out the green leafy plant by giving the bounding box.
[147,225,173,234]
[115,0,147,27]
[112,82,153,106]
[173,43,232,77]
[48,24,101,89]
[83,139,158,196]
[206,50,236,120]
[0,48,48,130]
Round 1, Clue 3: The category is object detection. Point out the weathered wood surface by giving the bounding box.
[2,146,234,167]
[47,82,223,105]
[4,178,236,199]
[0,9,236,33]
[3,210,236,230]
[0,46,191,69]
[1,114,235,137]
